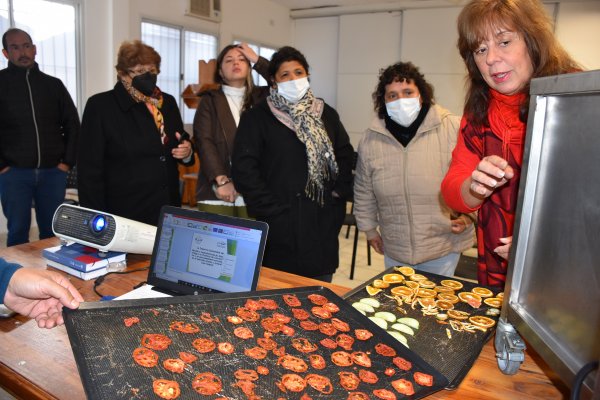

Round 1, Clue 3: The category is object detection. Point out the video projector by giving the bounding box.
[52,204,157,255]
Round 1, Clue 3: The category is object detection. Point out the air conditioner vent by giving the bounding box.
[187,0,221,22]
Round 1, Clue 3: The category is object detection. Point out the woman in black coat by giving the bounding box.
[78,40,194,226]
[232,46,354,282]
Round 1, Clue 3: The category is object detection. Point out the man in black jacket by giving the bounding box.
[0,28,80,246]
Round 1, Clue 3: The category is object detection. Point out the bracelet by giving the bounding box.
[216,178,231,187]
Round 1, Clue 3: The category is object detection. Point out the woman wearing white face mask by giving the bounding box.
[353,62,475,277]
[232,46,354,282]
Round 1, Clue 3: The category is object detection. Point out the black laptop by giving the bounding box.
[117,206,268,299]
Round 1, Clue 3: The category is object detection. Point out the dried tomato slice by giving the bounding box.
[392,356,412,371]
[162,358,185,374]
[351,351,372,368]
[192,338,216,353]
[233,326,254,339]
[124,317,139,327]
[227,315,244,325]
[384,368,396,377]
[258,298,279,310]
[320,337,337,349]
[306,374,333,394]
[291,338,318,353]
[309,354,326,370]
[272,312,292,324]
[132,347,158,368]
[358,369,379,384]
[141,334,172,350]
[169,321,200,334]
[307,293,328,305]
[311,306,332,319]
[245,298,262,310]
[283,294,302,307]
[373,388,397,399]
[319,322,337,336]
[234,369,259,381]
[257,336,278,350]
[200,312,220,323]
[355,329,374,341]
[256,365,269,375]
[236,307,260,322]
[300,320,319,331]
[413,371,434,387]
[339,371,361,390]
[192,372,222,396]
[348,392,371,400]
[322,302,340,313]
[331,317,350,332]
[153,379,180,400]
[234,379,256,396]
[280,325,295,336]
[374,343,397,357]
[336,333,355,351]
[272,345,286,357]
[244,346,268,360]
[291,308,310,320]
[278,354,308,372]
[261,317,284,333]
[217,342,235,354]
[331,351,353,367]
[179,351,197,363]
[391,378,415,396]
[281,373,306,392]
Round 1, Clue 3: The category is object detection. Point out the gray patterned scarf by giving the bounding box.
[268,87,338,206]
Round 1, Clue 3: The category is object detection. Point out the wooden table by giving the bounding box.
[0,238,569,399]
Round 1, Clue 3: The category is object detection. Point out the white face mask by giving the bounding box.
[277,77,310,103]
[386,96,422,127]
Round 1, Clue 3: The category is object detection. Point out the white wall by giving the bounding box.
[555,1,600,71]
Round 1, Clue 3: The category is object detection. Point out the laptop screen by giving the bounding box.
[146,206,268,296]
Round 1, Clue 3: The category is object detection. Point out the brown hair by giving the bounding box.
[215,44,255,112]
[457,0,581,126]
[115,40,161,75]
[372,61,434,120]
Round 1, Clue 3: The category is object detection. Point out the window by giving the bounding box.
[1,0,79,107]
[234,40,276,86]
[142,20,217,124]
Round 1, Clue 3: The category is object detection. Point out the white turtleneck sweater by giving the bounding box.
[222,85,246,126]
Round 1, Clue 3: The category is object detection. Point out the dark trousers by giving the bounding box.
[0,167,66,246]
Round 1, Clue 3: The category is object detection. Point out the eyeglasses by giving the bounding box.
[128,67,158,77]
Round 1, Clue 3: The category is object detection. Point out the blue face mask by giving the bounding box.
[386,96,421,127]
[277,77,310,103]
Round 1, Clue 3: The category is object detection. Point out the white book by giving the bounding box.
[45,259,109,281]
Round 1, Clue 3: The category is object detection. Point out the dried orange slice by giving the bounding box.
[440,279,464,290]
[396,266,415,276]
[418,297,436,308]
[416,288,437,298]
[372,279,390,289]
[434,285,455,294]
[404,281,420,290]
[472,287,494,298]
[437,293,459,304]
[419,280,436,289]
[458,292,482,308]
[382,273,404,284]
[365,285,382,296]
[435,300,454,310]
[409,273,427,282]
[447,310,469,320]
[484,297,503,308]
[496,292,504,300]
[390,286,413,297]
[469,315,496,329]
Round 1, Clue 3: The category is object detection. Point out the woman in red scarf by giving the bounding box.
[441,0,580,287]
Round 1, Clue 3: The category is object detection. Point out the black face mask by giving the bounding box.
[131,72,157,96]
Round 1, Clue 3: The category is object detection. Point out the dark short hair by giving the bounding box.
[372,62,434,119]
[115,40,161,75]
[2,28,33,50]
[268,46,310,80]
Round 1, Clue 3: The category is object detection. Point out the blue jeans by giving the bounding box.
[0,167,66,246]
[384,252,461,278]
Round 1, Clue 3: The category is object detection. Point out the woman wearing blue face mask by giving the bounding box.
[78,40,194,225]
[353,62,475,277]
[232,46,354,282]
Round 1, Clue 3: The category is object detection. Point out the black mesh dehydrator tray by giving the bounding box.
[64,286,448,399]
[344,268,502,389]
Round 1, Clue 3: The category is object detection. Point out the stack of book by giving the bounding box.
[43,242,126,280]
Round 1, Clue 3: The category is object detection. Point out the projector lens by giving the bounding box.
[91,215,107,234]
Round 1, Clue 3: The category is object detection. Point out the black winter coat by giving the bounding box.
[232,99,354,278]
[0,62,79,170]
[78,81,193,226]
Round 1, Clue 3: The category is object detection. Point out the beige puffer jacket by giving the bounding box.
[354,104,475,265]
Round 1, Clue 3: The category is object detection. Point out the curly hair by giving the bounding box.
[372,62,434,120]
[268,46,310,81]
[115,40,161,75]
[458,0,581,126]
